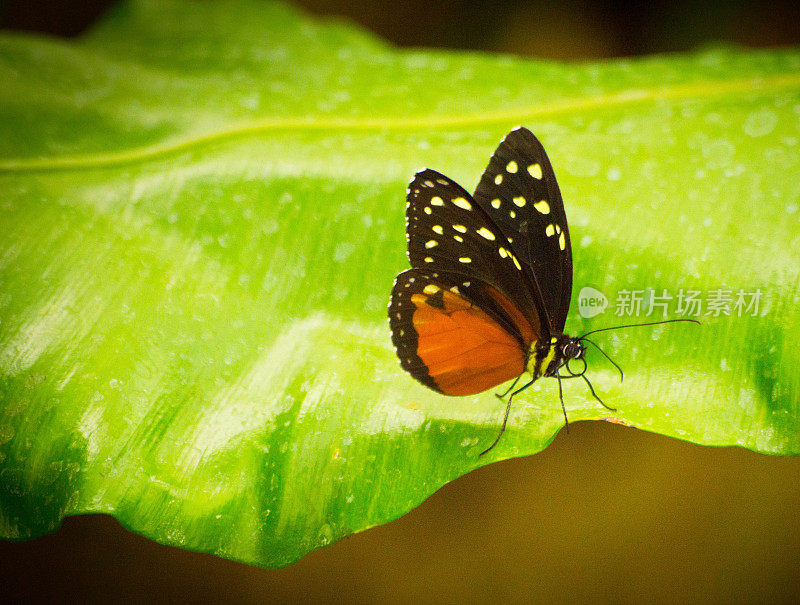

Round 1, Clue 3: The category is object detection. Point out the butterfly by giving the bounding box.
[388,127,696,456]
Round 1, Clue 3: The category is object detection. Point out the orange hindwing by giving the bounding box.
[389,270,527,396]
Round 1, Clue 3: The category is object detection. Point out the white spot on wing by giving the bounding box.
[452,197,472,210]
[506,161,518,173]
[476,227,495,240]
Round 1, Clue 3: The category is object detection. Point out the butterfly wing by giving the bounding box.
[472,127,573,334]
[405,168,543,340]
[389,269,530,396]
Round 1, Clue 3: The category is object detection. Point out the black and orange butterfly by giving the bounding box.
[388,127,694,455]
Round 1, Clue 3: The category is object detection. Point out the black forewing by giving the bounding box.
[405,168,545,339]
[472,127,573,334]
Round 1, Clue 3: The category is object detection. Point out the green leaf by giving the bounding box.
[1,0,799,567]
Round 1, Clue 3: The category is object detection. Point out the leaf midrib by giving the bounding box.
[1,72,798,175]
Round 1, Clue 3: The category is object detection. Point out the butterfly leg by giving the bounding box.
[480,377,536,457]
[495,374,523,400]
[556,372,570,433]
[580,373,616,412]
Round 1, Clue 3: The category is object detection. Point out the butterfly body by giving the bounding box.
[529,335,584,380]
[390,126,578,384]
[388,127,590,452]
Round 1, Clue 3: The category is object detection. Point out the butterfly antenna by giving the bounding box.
[578,318,700,340]
[580,373,616,411]
[481,377,535,457]
[580,337,624,382]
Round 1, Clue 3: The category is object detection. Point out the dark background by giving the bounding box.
[3,1,800,602]
[3,0,800,57]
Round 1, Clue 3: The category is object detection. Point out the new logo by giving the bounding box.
[578,287,608,318]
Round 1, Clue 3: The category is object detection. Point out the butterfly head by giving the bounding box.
[562,337,585,361]
[559,335,588,377]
